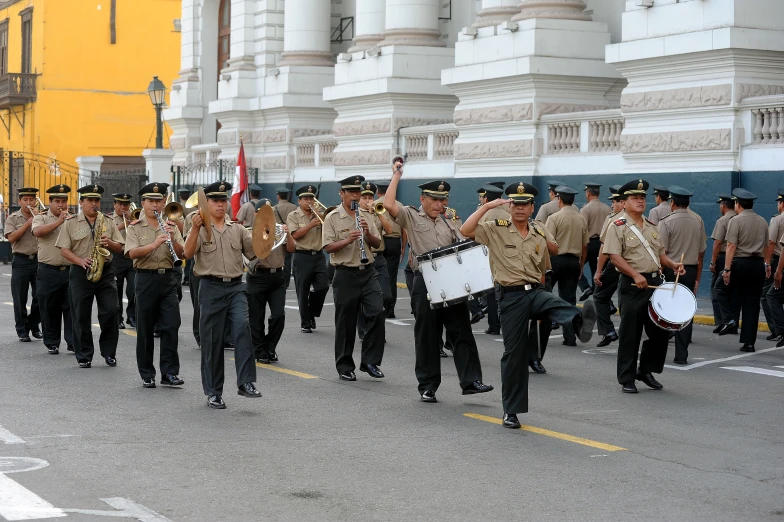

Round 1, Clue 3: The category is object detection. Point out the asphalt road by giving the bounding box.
[0,263,782,521]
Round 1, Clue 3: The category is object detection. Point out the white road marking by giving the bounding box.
[65,497,172,521]
[0,473,66,520]
[721,366,784,378]
[0,426,25,444]
[665,346,784,371]
[386,319,412,326]
[1,274,10,278]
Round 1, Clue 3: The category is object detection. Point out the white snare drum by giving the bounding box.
[416,240,494,309]
[648,282,697,331]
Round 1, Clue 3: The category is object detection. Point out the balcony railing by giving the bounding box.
[293,135,338,167]
[541,110,624,154]
[400,124,458,162]
[0,73,37,108]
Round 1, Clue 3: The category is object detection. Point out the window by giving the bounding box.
[218,0,231,73]
[0,19,8,76]
[20,7,32,74]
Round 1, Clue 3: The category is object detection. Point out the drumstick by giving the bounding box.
[632,284,661,289]
[673,253,685,296]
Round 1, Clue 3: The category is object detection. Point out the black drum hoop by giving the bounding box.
[416,239,480,265]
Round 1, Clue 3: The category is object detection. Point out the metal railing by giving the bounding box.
[0,73,37,106]
[171,161,259,195]
[0,152,83,209]
[91,169,148,214]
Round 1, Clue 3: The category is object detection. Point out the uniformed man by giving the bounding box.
[593,185,624,347]
[460,182,596,429]
[178,188,196,285]
[761,191,784,341]
[109,193,136,329]
[478,183,511,336]
[322,176,385,380]
[183,180,261,409]
[4,187,43,342]
[603,179,685,393]
[56,185,125,368]
[709,194,738,333]
[534,180,566,224]
[287,185,329,333]
[767,193,784,346]
[647,186,671,225]
[384,161,493,403]
[375,181,407,318]
[658,186,707,364]
[235,184,262,226]
[579,182,612,300]
[717,188,768,352]
[31,184,74,354]
[274,188,298,288]
[545,185,589,346]
[247,199,295,364]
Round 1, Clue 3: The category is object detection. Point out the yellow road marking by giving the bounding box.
[229,358,318,379]
[93,323,136,337]
[464,413,627,452]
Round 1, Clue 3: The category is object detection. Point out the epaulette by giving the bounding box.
[495,219,511,227]
[608,212,617,218]
[613,218,627,226]
[531,223,546,238]
[407,205,418,210]
[645,218,656,225]
[130,219,142,226]
[659,212,674,221]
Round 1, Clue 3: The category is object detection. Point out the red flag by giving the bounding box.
[231,141,248,220]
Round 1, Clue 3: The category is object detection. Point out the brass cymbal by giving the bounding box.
[198,188,211,242]
[185,191,199,208]
[252,204,276,260]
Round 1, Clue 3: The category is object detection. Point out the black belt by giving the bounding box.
[556,253,579,259]
[39,263,68,271]
[202,275,243,283]
[294,250,322,256]
[335,265,370,272]
[590,235,601,240]
[500,283,541,293]
[14,253,37,260]
[252,267,284,274]
[135,268,173,274]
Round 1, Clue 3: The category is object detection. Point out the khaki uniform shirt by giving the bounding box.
[580,199,612,238]
[603,216,664,273]
[726,209,767,258]
[236,199,258,226]
[647,201,671,225]
[4,211,38,255]
[658,209,707,266]
[287,207,323,251]
[124,217,185,269]
[376,198,403,238]
[481,206,511,224]
[55,212,124,260]
[530,218,557,247]
[274,200,298,225]
[474,219,551,286]
[600,211,624,242]
[534,198,560,223]
[191,221,255,278]
[31,210,68,266]
[393,205,461,272]
[109,213,128,240]
[250,242,285,270]
[710,210,736,254]
[369,212,385,253]
[322,205,379,267]
[546,206,589,257]
[769,213,784,257]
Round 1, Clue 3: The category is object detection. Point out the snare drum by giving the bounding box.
[648,282,697,331]
[416,240,494,309]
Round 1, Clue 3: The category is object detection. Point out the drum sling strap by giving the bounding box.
[621,220,661,269]
[439,215,460,242]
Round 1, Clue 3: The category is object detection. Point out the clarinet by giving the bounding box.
[153,210,184,267]
[351,201,369,265]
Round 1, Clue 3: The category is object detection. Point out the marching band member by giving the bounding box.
[534,180,565,224]
[183,181,260,409]
[125,183,186,389]
[109,193,136,329]
[357,182,392,341]
[579,182,612,301]
[273,188,298,289]
[709,194,738,333]
[31,184,74,354]
[375,181,406,319]
[646,186,671,225]
[56,185,125,368]
[761,190,784,340]
[235,184,262,226]
[593,185,624,347]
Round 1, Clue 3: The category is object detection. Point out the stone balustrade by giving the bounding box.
[401,124,459,162]
[547,122,581,154]
[752,106,784,145]
[541,110,624,155]
[293,136,338,167]
[589,119,624,152]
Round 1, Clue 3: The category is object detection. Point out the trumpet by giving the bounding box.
[129,202,142,220]
[308,197,329,224]
[28,197,47,213]
[445,207,458,222]
[164,192,184,221]
[373,201,386,215]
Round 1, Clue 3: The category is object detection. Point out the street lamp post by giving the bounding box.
[147,76,167,150]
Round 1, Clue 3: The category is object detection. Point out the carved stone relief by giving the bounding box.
[333,118,391,137]
[735,83,784,103]
[217,131,237,145]
[334,149,391,166]
[263,129,287,143]
[392,118,451,132]
[263,155,287,170]
[455,140,533,160]
[454,104,533,126]
[620,129,731,154]
[291,128,332,139]
[536,103,608,118]
[621,85,732,113]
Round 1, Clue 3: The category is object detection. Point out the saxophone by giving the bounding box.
[86,212,111,282]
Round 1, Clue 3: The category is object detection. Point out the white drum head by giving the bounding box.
[650,282,697,323]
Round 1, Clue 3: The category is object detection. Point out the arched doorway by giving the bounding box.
[217,0,230,131]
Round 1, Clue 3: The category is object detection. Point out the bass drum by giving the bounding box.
[648,282,697,332]
[416,240,494,309]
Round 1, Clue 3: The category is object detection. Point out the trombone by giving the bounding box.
[28,197,47,213]
[308,197,330,224]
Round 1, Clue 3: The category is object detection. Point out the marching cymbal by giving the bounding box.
[252,204,276,259]
[198,188,212,242]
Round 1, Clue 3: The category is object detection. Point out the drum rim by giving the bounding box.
[429,288,494,309]
[650,282,697,322]
[416,239,481,263]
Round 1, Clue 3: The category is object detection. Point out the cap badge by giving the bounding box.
[93,185,98,192]
[153,185,159,193]
[438,183,444,192]
[58,185,64,192]
[354,177,360,185]
[365,183,370,190]
[308,186,313,192]
[219,184,225,192]
[637,180,643,190]
[517,184,524,195]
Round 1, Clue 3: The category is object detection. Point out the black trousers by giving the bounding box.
[283,251,292,289]
[405,262,415,315]
[486,292,500,332]
[411,273,483,394]
[11,254,40,336]
[358,256,390,338]
[714,254,743,326]
[113,256,136,322]
[198,279,256,396]
[578,237,601,291]
[333,267,385,373]
[190,273,231,347]
[184,258,193,282]
[36,264,73,348]
[710,253,729,325]
[293,251,329,328]
[765,274,784,336]
[383,237,402,316]
[761,255,779,334]
[718,257,765,345]
[551,254,581,343]
[246,269,286,358]
[136,272,180,380]
[664,265,698,362]
[498,286,581,414]
[617,273,669,384]
[69,265,119,363]
[594,263,620,336]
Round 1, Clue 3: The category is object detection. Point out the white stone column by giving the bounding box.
[279,0,334,66]
[142,149,176,184]
[474,0,520,28]
[512,0,592,22]
[349,0,386,52]
[378,0,445,48]
[76,156,104,187]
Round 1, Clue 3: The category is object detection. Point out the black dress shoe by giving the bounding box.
[718,321,738,336]
[118,320,126,330]
[561,340,577,347]
[777,336,784,348]
[470,312,485,324]
[622,381,638,393]
[462,381,494,395]
[78,361,91,369]
[161,374,184,386]
[440,347,448,357]
[443,341,454,354]
[421,390,437,403]
[609,303,618,315]
[712,325,722,334]
[47,345,59,355]
[153,331,160,338]
[529,360,547,374]
[67,345,74,352]
[256,353,270,364]
[673,359,687,365]
[485,328,500,335]
[268,352,278,363]
[387,313,396,319]
[597,332,618,347]
[310,319,317,330]
[238,382,261,397]
[577,297,597,343]
[224,342,235,350]
[183,278,190,286]
[579,288,594,301]
[105,356,117,367]
[740,344,755,352]
[359,363,384,378]
[208,395,226,409]
[301,327,313,333]
[551,321,559,330]
[18,335,31,343]
[637,372,663,390]
[142,378,156,389]
[766,332,779,341]
[503,413,521,429]
[339,371,356,381]
[31,329,42,339]
[127,318,136,328]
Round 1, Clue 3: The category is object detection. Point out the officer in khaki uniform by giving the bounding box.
[579,182,612,299]
[761,191,784,339]
[717,188,768,352]
[183,180,261,409]
[534,180,566,224]
[593,185,624,347]
[709,194,738,332]
[658,186,707,364]
[125,182,186,389]
[375,181,406,318]
[323,175,385,381]
[357,182,392,341]
[603,179,685,394]
[545,185,590,346]
[647,186,671,225]
[384,161,493,403]
[478,184,511,336]
[31,184,74,354]
[246,199,295,364]
[287,185,330,333]
[235,184,261,226]
[56,185,125,368]
[109,193,136,329]
[4,187,42,342]
[461,182,596,429]
[274,188,298,288]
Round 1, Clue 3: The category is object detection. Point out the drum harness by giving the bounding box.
[617,218,663,282]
